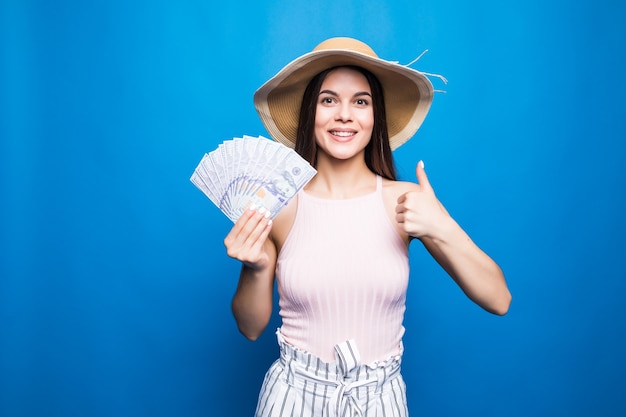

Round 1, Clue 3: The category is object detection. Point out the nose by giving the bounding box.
[335,101,352,122]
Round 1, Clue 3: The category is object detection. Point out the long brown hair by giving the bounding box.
[294,65,397,181]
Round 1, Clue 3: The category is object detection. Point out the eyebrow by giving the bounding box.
[319,89,372,98]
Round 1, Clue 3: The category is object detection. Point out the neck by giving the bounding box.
[306,153,376,199]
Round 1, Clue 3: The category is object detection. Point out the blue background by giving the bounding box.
[1,0,625,416]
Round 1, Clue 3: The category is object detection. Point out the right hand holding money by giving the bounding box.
[223,205,273,271]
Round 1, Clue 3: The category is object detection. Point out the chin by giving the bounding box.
[327,150,361,160]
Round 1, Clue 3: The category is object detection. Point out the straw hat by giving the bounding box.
[253,37,435,151]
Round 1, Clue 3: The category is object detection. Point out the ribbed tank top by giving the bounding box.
[276,175,409,364]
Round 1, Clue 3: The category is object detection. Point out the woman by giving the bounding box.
[224,37,511,417]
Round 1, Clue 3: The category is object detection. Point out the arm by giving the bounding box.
[396,161,512,315]
[224,207,276,340]
[420,218,510,315]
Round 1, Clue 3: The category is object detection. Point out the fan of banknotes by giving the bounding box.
[190,135,317,222]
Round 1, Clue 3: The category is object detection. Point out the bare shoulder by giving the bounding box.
[269,194,298,253]
[381,178,419,202]
[381,178,417,245]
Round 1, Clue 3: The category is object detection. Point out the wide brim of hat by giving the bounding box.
[254,47,434,151]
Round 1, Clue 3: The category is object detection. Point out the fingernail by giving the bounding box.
[419,160,425,169]
[249,203,257,211]
[258,207,266,215]
[264,210,271,219]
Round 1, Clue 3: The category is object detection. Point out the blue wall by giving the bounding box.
[1,0,625,416]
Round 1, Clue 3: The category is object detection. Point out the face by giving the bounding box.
[314,67,374,161]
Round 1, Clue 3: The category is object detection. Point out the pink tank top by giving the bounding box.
[276,176,409,364]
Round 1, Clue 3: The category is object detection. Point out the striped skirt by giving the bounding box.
[255,329,408,417]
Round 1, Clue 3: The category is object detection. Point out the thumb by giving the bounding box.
[415,160,432,190]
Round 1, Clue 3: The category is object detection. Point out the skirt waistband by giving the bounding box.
[275,328,402,417]
[276,329,402,381]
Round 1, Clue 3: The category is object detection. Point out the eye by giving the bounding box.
[355,98,369,106]
[320,96,336,105]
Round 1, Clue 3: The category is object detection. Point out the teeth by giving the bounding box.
[331,131,355,137]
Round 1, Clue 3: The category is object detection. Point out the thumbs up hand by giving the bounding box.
[395,161,512,315]
[395,161,450,239]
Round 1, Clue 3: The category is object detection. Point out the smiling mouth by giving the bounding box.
[329,130,356,137]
